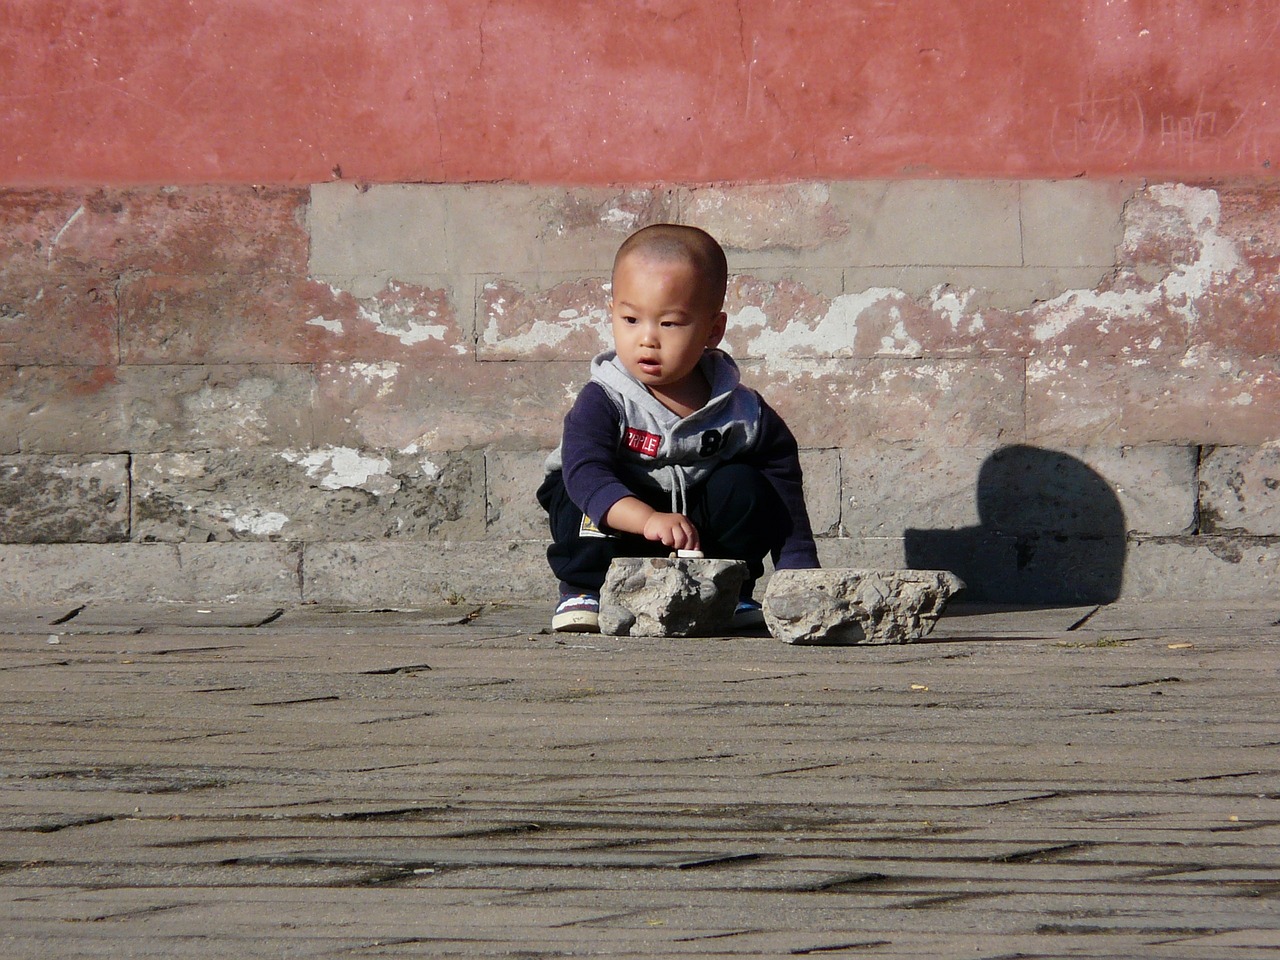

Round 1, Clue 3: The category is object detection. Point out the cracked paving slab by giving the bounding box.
[0,600,1278,958]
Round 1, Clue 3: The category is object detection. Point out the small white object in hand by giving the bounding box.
[676,549,704,559]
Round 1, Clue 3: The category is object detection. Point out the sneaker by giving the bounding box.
[552,593,600,633]
[731,598,766,629]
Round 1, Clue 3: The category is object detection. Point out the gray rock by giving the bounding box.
[599,557,749,637]
[0,455,130,543]
[763,568,965,645]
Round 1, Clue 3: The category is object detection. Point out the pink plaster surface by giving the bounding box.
[2,0,1276,185]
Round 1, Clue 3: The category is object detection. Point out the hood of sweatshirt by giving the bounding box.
[589,348,743,426]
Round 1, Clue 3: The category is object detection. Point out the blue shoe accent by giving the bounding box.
[731,598,765,629]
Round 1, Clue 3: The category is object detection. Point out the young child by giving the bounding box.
[537,223,820,632]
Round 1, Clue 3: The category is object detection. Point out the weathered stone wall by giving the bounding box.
[1,180,1277,604]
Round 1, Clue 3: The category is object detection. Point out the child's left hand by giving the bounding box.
[642,511,700,552]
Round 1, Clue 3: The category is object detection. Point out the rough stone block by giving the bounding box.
[0,456,129,543]
[856,444,1195,540]
[121,275,468,364]
[798,448,842,538]
[1020,180,1130,267]
[19,187,310,279]
[1200,446,1280,535]
[0,273,118,365]
[1084,445,1197,535]
[925,444,1138,538]
[747,358,1025,448]
[763,568,964,645]
[599,556,749,637]
[309,182,453,282]
[1026,355,1280,447]
[485,449,550,540]
[0,542,302,603]
[842,446,988,537]
[1194,286,1280,360]
[0,190,95,280]
[313,358,580,453]
[814,537,908,571]
[133,449,483,543]
[301,540,551,606]
[0,366,16,453]
[6,364,313,453]
[840,180,1023,267]
[680,181,1021,269]
[1121,536,1280,601]
[905,530,1127,605]
[450,185,676,274]
[679,183,853,263]
[1118,182,1223,272]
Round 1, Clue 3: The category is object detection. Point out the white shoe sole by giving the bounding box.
[552,610,600,633]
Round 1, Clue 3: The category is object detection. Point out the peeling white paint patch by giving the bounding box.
[1154,184,1248,304]
[1180,343,1214,368]
[1030,184,1247,343]
[349,360,399,382]
[480,282,611,351]
[880,318,922,357]
[601,205,640,229]
[730,305,769,333]
[307,316,345,335]
[281,446,399,495]
[1026,358,1068,382]
[222,508,290,536]
[347,361,400,399]
[745,288,897,376]
[926,284,972,332]
[419,457,441,481]
[357,284,451,347]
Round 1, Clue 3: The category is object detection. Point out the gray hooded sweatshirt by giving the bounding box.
[545,348,818,569]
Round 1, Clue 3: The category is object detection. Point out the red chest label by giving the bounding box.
[624,428,661,457]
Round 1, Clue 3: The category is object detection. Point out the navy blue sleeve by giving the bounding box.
[558,382,637,527]
[743,394,821,569]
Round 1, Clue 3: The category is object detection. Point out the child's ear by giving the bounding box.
[705,312,727,349]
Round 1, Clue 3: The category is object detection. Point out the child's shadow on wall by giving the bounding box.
[904,445,1125,605]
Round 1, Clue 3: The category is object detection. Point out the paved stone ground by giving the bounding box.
[1,600,1278,959]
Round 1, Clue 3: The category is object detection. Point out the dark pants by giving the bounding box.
[537,463,790,598]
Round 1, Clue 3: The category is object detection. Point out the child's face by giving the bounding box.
[609,253,726,394]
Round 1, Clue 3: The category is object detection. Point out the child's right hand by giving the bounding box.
[642,512,701,552]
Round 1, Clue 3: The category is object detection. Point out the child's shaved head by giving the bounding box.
[613,224,728,313]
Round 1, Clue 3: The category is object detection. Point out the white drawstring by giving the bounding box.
[668,464,688,518]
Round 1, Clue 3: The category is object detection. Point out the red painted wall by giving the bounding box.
[3,0,1277,185]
